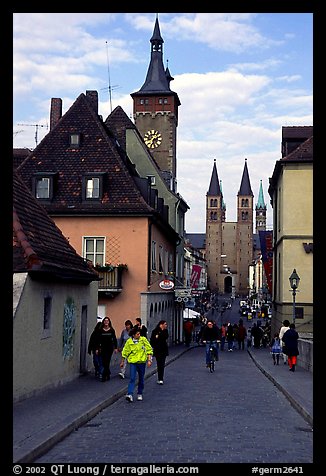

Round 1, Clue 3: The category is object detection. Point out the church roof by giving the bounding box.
[238,159,253,196]
[256,180,266,209]
[207,160,222,196]
[131,17,180,102]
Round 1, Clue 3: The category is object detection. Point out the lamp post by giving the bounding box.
[289,269,300,325]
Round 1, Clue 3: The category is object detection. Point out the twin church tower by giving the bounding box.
[132,17,267,295]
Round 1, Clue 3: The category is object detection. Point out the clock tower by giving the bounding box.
[131,17,181,192]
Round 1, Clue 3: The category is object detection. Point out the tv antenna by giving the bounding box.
[17,123,48,148]
[101,41,120,113]
[13,129,24,137]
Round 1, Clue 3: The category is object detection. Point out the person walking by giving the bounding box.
[150,320,169,384]
[251,322,263,348]
[279,319,290,364]
[134,317,148,337]
[282,323,299,372]
[270,333,282,365]
[87,321,103,378]
[184,319,194,347]
[220,323,227,351]
[95,317,118,382]
[117,320,133,379]
[201,319,220,366]
[237,319,247,350]
[121,327,153,402]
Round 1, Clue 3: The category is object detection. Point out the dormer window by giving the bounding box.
[33,172,57,200]
[82,173,105,201]
[70,133,81,147]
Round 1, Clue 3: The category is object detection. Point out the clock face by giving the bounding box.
[144,129,162,149]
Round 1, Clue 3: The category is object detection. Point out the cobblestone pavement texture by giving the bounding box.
[30,346,312,464]
[13,303,314,465]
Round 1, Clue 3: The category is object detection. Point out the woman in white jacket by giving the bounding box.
[279,319,290,364]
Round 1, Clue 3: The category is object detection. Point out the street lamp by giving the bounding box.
[289,269,300,325]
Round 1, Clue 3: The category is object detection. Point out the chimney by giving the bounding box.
[86,90,98,115]
[50,98,62,130]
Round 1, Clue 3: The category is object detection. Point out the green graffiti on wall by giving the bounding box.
[63,297,76,360]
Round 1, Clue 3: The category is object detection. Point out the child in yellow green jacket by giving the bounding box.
[120,326,153,402]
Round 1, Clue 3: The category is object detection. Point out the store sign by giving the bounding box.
[159,279,175,290]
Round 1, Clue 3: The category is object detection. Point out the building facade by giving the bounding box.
[268,127,313,335]
[205,158,254,296]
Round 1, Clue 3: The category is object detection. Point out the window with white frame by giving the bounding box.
[84,237,105,267]
[36,177,50,199]
[82,174,105,200]
[86,177,100,198]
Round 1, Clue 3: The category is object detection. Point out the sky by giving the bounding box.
[13,12,313,232]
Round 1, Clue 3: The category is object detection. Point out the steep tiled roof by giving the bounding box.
[282,136,313,162]
[17,93,154,216]
[13,170,99,282]
[269,136,313,195]
[13,148,32,169]
[105,106,136,151]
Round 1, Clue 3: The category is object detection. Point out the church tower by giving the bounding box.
[205,159,224,292]
[236,159,254,294]
[131,16,181,192]
[255,180,267,232]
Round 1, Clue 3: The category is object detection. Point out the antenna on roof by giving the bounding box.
[17,123,48,147]
[102,41,120,113]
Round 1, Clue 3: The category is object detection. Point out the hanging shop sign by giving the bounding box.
[159,279,175,290]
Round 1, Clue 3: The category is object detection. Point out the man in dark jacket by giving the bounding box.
[150,320,169,384]
[201,320,221,366]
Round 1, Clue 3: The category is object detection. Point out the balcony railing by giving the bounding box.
[96,267,123,293]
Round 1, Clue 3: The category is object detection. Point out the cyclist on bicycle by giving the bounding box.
[201,319,221,367]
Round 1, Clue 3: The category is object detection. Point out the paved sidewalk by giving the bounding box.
[13,344,313,464]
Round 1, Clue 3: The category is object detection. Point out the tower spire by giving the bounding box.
[207,159,222,196]
[238,158,253,196]
[256,180,266,209]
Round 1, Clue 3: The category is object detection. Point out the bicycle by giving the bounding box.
[203,340,218,372]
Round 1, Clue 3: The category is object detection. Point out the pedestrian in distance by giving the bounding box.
[184,319,194,347]
[251,322,263,348]
[121,327,153,402]
[118,320,133,379]
[87,320,103,378]
[134,317,148,338]
[270,333,282,365]
[282,323,299,372]
[201,319,221,365]
[150,320,169,384]
[279,319,290,364]
[247,327,252,348]
[95,317,118,382]
[237,319,247,350]
[220,323,227,351]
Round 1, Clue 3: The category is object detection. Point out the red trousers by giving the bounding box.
[288,355,297,368]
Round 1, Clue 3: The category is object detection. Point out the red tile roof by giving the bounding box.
[13,170,99,282]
